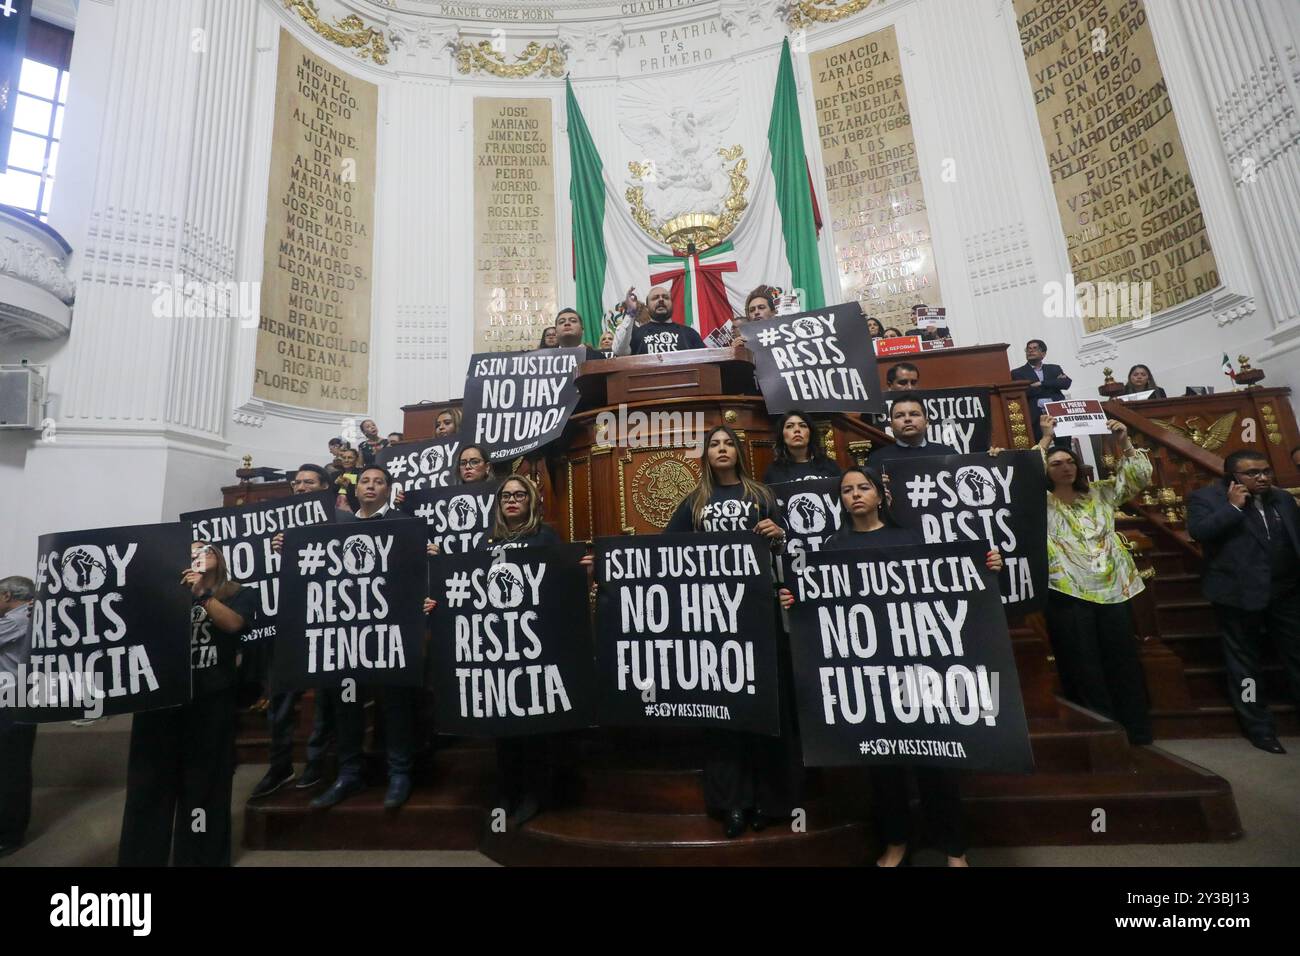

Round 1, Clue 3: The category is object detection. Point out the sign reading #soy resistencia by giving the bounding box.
[747,302,883,415]
[271,519,427,692]
[6,524,193,722]
[427,544,595,736]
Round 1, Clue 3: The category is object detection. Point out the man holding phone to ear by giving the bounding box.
[1188,451,1300,754]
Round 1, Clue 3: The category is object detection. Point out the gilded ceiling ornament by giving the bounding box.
[284,1,389,65]
[455,39,567,78]
[786,0,881,29]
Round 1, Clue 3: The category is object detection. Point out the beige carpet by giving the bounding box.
[6,737,1297,867]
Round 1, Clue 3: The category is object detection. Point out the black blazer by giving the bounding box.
[1186,482,1300,610]
[1011,362,1072,404]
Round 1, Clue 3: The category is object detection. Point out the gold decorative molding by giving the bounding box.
[284,0,388,65]
[787,0,880,29]
[455,39,566,78]
[626,146,748,252]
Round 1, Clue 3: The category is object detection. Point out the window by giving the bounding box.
[0,19,73,222]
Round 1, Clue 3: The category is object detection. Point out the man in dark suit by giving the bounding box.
[1187,451,1300,754]
[1011,339,1073,443]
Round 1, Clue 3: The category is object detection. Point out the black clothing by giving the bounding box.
[763,457,842,485]
[119,687,238,866]
[631,320,705,355]
[1045,591,1153,744]
[665,483,781,534]
[1011,361,1072,404]
[867,439,960,470]
[190,586,259,698]
[267,689,335,774]
[482,522,563,550]
[819,520,966,853]
[1212,591,1300,740]
[1188,484,1300,610]
[825,526,923,549]
[0,721,35,846]
[358,439,387,467]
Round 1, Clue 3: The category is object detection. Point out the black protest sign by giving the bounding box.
[882,387,993,454]
[594,533,779,735]
[3,524,193,722]
[787,541,1033,771]
[427,545,594,736]
[461,347,584,460]
[401,481,501,554]
[746,301,883,414]
[884,451,1047,614]
[377,436,461,505]
[271,519,427,692]
[181,491,335,643]
[772,478,842,582]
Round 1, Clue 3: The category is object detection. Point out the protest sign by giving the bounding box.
[747,302,883,414]
[182,491,335,642]
[787,541,1033,771]
[461,348,583,460]
[1044,399,1110,436]
[882,387,993,454]
[594,533,779,734]
[271,518,427,692]
[376,436,461,505]
[427,544,594,735]
[5,523,193,721]
[402,480,501,555]
[884,451,1047,613]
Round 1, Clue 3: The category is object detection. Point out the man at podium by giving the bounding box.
[630,286,705,355]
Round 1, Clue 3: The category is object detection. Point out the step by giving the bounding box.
[242,746,495,851]
[481,808,872,866]
[1159,630,1226,666]
[1147,572,1202,602]
[961,747,1241,844]
[1157,599,1215,635]
[1152,703,1300,739]
[1184,664,1292,703]
[1146,549,1194,576]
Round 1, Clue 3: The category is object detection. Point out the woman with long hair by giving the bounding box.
[1039,415,1154,745]
[538,326,558,349]
[119,540,258,866]
[665,424,799,838]
[866,316,885,339]
[823,467,1003,867]
[432,474,566,827]
[763,409,842,485]
[1123,364,1166,399]
[434,407,461,437]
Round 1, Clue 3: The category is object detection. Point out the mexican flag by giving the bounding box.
[566,38,825,342]
[1221,353,1236,382]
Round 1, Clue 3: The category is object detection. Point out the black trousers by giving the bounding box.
[332,684,416,780]
[266,689,336,773]
[0,719,37,845]
[118,688,237,867]
[1045,591,1153,744]
[1213,588,1300,740]
[872,765,966,858]
[703,634,804,816]
[496,735,554,813]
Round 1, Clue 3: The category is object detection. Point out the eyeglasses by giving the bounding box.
[1236,468,1273,478]
[499,491,529,502]
[459,458,485,469]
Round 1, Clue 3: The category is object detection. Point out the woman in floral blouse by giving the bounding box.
[1039,414,1154,744]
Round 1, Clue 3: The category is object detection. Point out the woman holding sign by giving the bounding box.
[119,541,258,867]
[1039,416,1154,745]
[666,424,800,839]
[464,476,565,827]
[825,467,1003,867]
[763,409,842,485]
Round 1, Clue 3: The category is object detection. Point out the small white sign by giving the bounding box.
[1044,399,1110,436]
